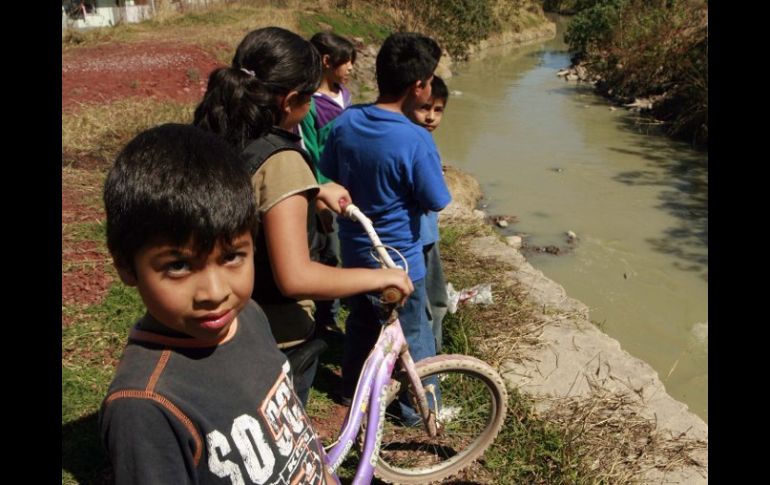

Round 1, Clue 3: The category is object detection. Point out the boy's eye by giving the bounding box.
[165,260,191,277]
[223,251,247,266]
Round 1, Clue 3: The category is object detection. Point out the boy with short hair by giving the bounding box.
[99,123,331,484]
[319,33,451,421]
[409,75,450,352]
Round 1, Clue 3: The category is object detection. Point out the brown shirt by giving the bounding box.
[251,151,320,348]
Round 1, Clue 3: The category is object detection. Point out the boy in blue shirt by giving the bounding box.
[410,75,450,353]
[320,33,451,422]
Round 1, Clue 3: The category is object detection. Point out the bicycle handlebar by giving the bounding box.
[343,204,406,304]
[343,204,399,270]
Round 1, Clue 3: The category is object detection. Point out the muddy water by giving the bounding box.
[435,20,708,422]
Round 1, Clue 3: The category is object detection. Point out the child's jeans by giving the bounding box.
[314,214,341,329]
[342,277,438,422]
[423,242,448,352]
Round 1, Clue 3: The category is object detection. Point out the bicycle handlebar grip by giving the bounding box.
[381,286,404,304]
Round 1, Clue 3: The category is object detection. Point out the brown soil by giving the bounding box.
[62,174,112,321]
[62,41,223,316]
[62,42,223,111]
[310,403,350,444]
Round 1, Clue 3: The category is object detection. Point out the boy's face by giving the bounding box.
[412,97,446,133]
[117,232,254,341]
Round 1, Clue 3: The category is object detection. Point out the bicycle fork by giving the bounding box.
[399,349,439,437]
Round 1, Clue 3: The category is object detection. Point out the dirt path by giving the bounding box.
[62,42,222,111]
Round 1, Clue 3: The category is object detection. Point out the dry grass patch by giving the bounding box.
[63,3,301,63]
[62,99,194,168]
[541,383,707,483]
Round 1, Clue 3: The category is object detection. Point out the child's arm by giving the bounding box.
[315,181,351,213]
[263,193,414,302]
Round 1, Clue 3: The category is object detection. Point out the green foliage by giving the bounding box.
[384,0,544,59]
[564,0,627,54]
[425,0,497,58]
[566,0,708,146]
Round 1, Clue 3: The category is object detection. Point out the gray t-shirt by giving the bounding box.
[99,300,329,484]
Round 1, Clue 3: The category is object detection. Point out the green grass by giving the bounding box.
[439,220,490,253]
[62,283,144,484]
[65,221,107,243]
[484,389,589,484]
[146,5,262,27]
[296,9,392,43]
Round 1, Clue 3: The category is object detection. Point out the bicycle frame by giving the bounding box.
[324,316,436,485]
[322,204,438,484]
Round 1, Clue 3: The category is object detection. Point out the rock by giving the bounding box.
[565,73,579,82]
[318,22,333,32]
[472,209,487,219]
[506,235,523,249]
[566,230,577,242]
[556,68,569,77]
[543,245,561,254]
[497,219,508,228]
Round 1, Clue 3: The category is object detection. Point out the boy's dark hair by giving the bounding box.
[310,32,357,67]
[376,32,441,97]
[193,27,322,149]
[431,75,449,104]
[104,123,257,269]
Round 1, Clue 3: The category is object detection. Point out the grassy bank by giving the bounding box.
[546,0,707,147]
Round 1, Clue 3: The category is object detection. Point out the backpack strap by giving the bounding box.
[241,128,313,176]
[240,128,322,312]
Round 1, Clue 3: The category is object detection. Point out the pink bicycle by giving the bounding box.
[320,204,508,484]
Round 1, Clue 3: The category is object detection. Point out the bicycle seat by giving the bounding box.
[286,338,328,376]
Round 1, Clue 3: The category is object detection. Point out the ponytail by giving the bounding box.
[194,27,322,149]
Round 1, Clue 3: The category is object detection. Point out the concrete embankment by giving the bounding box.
[442,166,707,484]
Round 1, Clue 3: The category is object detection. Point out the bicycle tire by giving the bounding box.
[374,354,508,484]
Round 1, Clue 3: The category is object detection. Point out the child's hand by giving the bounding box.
[376,268,414,305]
[317,182,352,214]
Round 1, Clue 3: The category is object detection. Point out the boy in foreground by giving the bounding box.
[99,123,332,484]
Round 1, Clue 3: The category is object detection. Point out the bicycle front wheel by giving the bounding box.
[375,355,508,484]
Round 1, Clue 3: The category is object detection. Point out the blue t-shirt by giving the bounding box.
[320,104,451,281]
[420,211,440,246]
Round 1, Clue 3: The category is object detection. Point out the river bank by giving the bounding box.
[442,163,707,483]
[432,21,708,481]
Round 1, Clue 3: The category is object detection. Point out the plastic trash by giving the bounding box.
[446,282,493,314]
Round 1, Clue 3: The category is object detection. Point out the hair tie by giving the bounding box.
[240,68,255,77]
